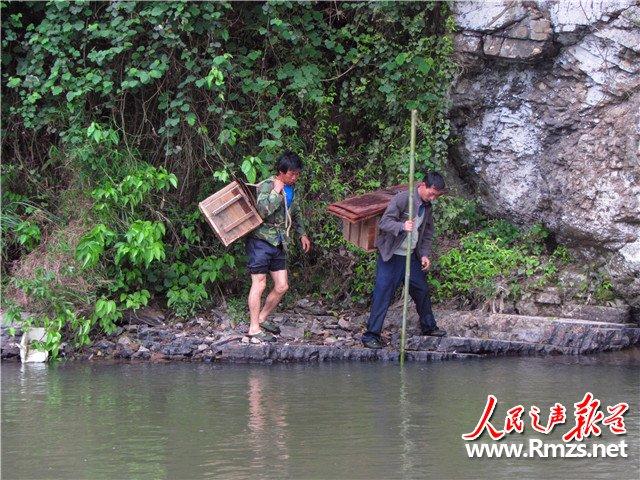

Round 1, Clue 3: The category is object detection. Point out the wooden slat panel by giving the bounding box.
[198,180,263,247]
[328,184,408,223]
[211,194,242,216]
[341,216,379,252]
[223,212,254,233]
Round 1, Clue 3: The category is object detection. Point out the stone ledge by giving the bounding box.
[406,335,574,356]
[205,343,481,364]
[3,307,640,363]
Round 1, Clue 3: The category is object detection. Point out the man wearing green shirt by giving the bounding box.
[245,151,311,343]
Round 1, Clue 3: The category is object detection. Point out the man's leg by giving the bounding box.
[258,269,289,322]
[364,255,404,342]
[248,274,268,335]
[408,255,437,332]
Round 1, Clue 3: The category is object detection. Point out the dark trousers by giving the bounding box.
[363,254,437,342]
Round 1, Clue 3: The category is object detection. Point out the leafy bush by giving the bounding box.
[6,268,97,358]
[164,254,235,318]
[1,2,462,351]
[434,196,482,236]
[430,221,546,305]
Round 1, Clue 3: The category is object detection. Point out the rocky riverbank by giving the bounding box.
[3,299,639,364]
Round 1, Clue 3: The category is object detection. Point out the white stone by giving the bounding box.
[453,1,528,31]
[619,239,640,265]
[544,0,635,31]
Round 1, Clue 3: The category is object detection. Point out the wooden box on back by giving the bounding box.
[328,184,407,252]
[341,216,380,252]
[199,180,262,246]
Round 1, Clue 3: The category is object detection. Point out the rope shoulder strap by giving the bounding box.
[245,178,293,239]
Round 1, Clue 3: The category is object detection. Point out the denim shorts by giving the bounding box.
[245,237,286,274]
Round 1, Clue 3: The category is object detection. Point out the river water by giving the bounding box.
[2,350,639,480]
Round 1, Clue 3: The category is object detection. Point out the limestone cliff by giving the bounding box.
[450,0,640,305]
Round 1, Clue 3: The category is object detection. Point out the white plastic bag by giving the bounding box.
[19,327,48,363]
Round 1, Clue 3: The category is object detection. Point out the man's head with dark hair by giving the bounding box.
[275,151,303,185]
[425,171,446,192]
[418,171,446,202]
[276,151,303,174]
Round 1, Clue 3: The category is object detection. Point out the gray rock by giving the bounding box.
[451,1,640,305]
[137,328,174,342]
[294,299,329,315]
[186,318,211,329]
[213,343,476,364]
[212,334,243,347]
[337,318,352,331]
[115,335,139,359]
[1,340,20,359]
[279,325,305,340]
[95,339,115,351]
[117,335,134,347]
[132,346,150,360]
[536,288,562,305]
[308,320,324,335]
[125,307,165,326]
[559,304,632,324]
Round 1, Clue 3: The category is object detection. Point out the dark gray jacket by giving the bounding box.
[375,189,435,262]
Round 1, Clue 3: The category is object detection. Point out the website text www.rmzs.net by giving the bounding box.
[465,439,628,459]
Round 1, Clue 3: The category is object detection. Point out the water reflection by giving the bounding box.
[247,372,290,471]
[399,367,416,478]
[1,351,639,480]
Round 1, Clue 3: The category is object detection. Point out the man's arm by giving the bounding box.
[290,200,307,237]
[256,180,283,218]
[417,207,435,259]
[378,193,406,236]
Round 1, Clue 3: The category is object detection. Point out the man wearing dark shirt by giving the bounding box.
[362,171,447,349]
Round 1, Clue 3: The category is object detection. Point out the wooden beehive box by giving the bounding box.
[328,185,408,252]
[342,216,381,252]
[199,180,263,246]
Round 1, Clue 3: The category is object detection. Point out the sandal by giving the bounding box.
[247,331,277,344]
[260,320,281,334]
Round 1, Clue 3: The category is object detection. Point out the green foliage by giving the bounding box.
[9,268,97,358]
[114,221,166,267]
[225,296,248,327]
[2,1,459,348]
[434,196,482,236]
[164,254,235,318]
[430,222,547,304]
[348,249,378,303]
[14,220,41,251]
[93,297,121,335]
[75,224,116,268]
[91,164,177,213]
[594,277,616,303]
[552,245,571,264]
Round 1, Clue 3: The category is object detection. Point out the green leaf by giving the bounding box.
[186,112,196,126]
[240,159,252,175]
[395,53,408,66]
[280,116,297,128]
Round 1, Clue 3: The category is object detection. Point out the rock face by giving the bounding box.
[451,1,640,305]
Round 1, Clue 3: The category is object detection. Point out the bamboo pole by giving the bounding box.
[400,110,417,366]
